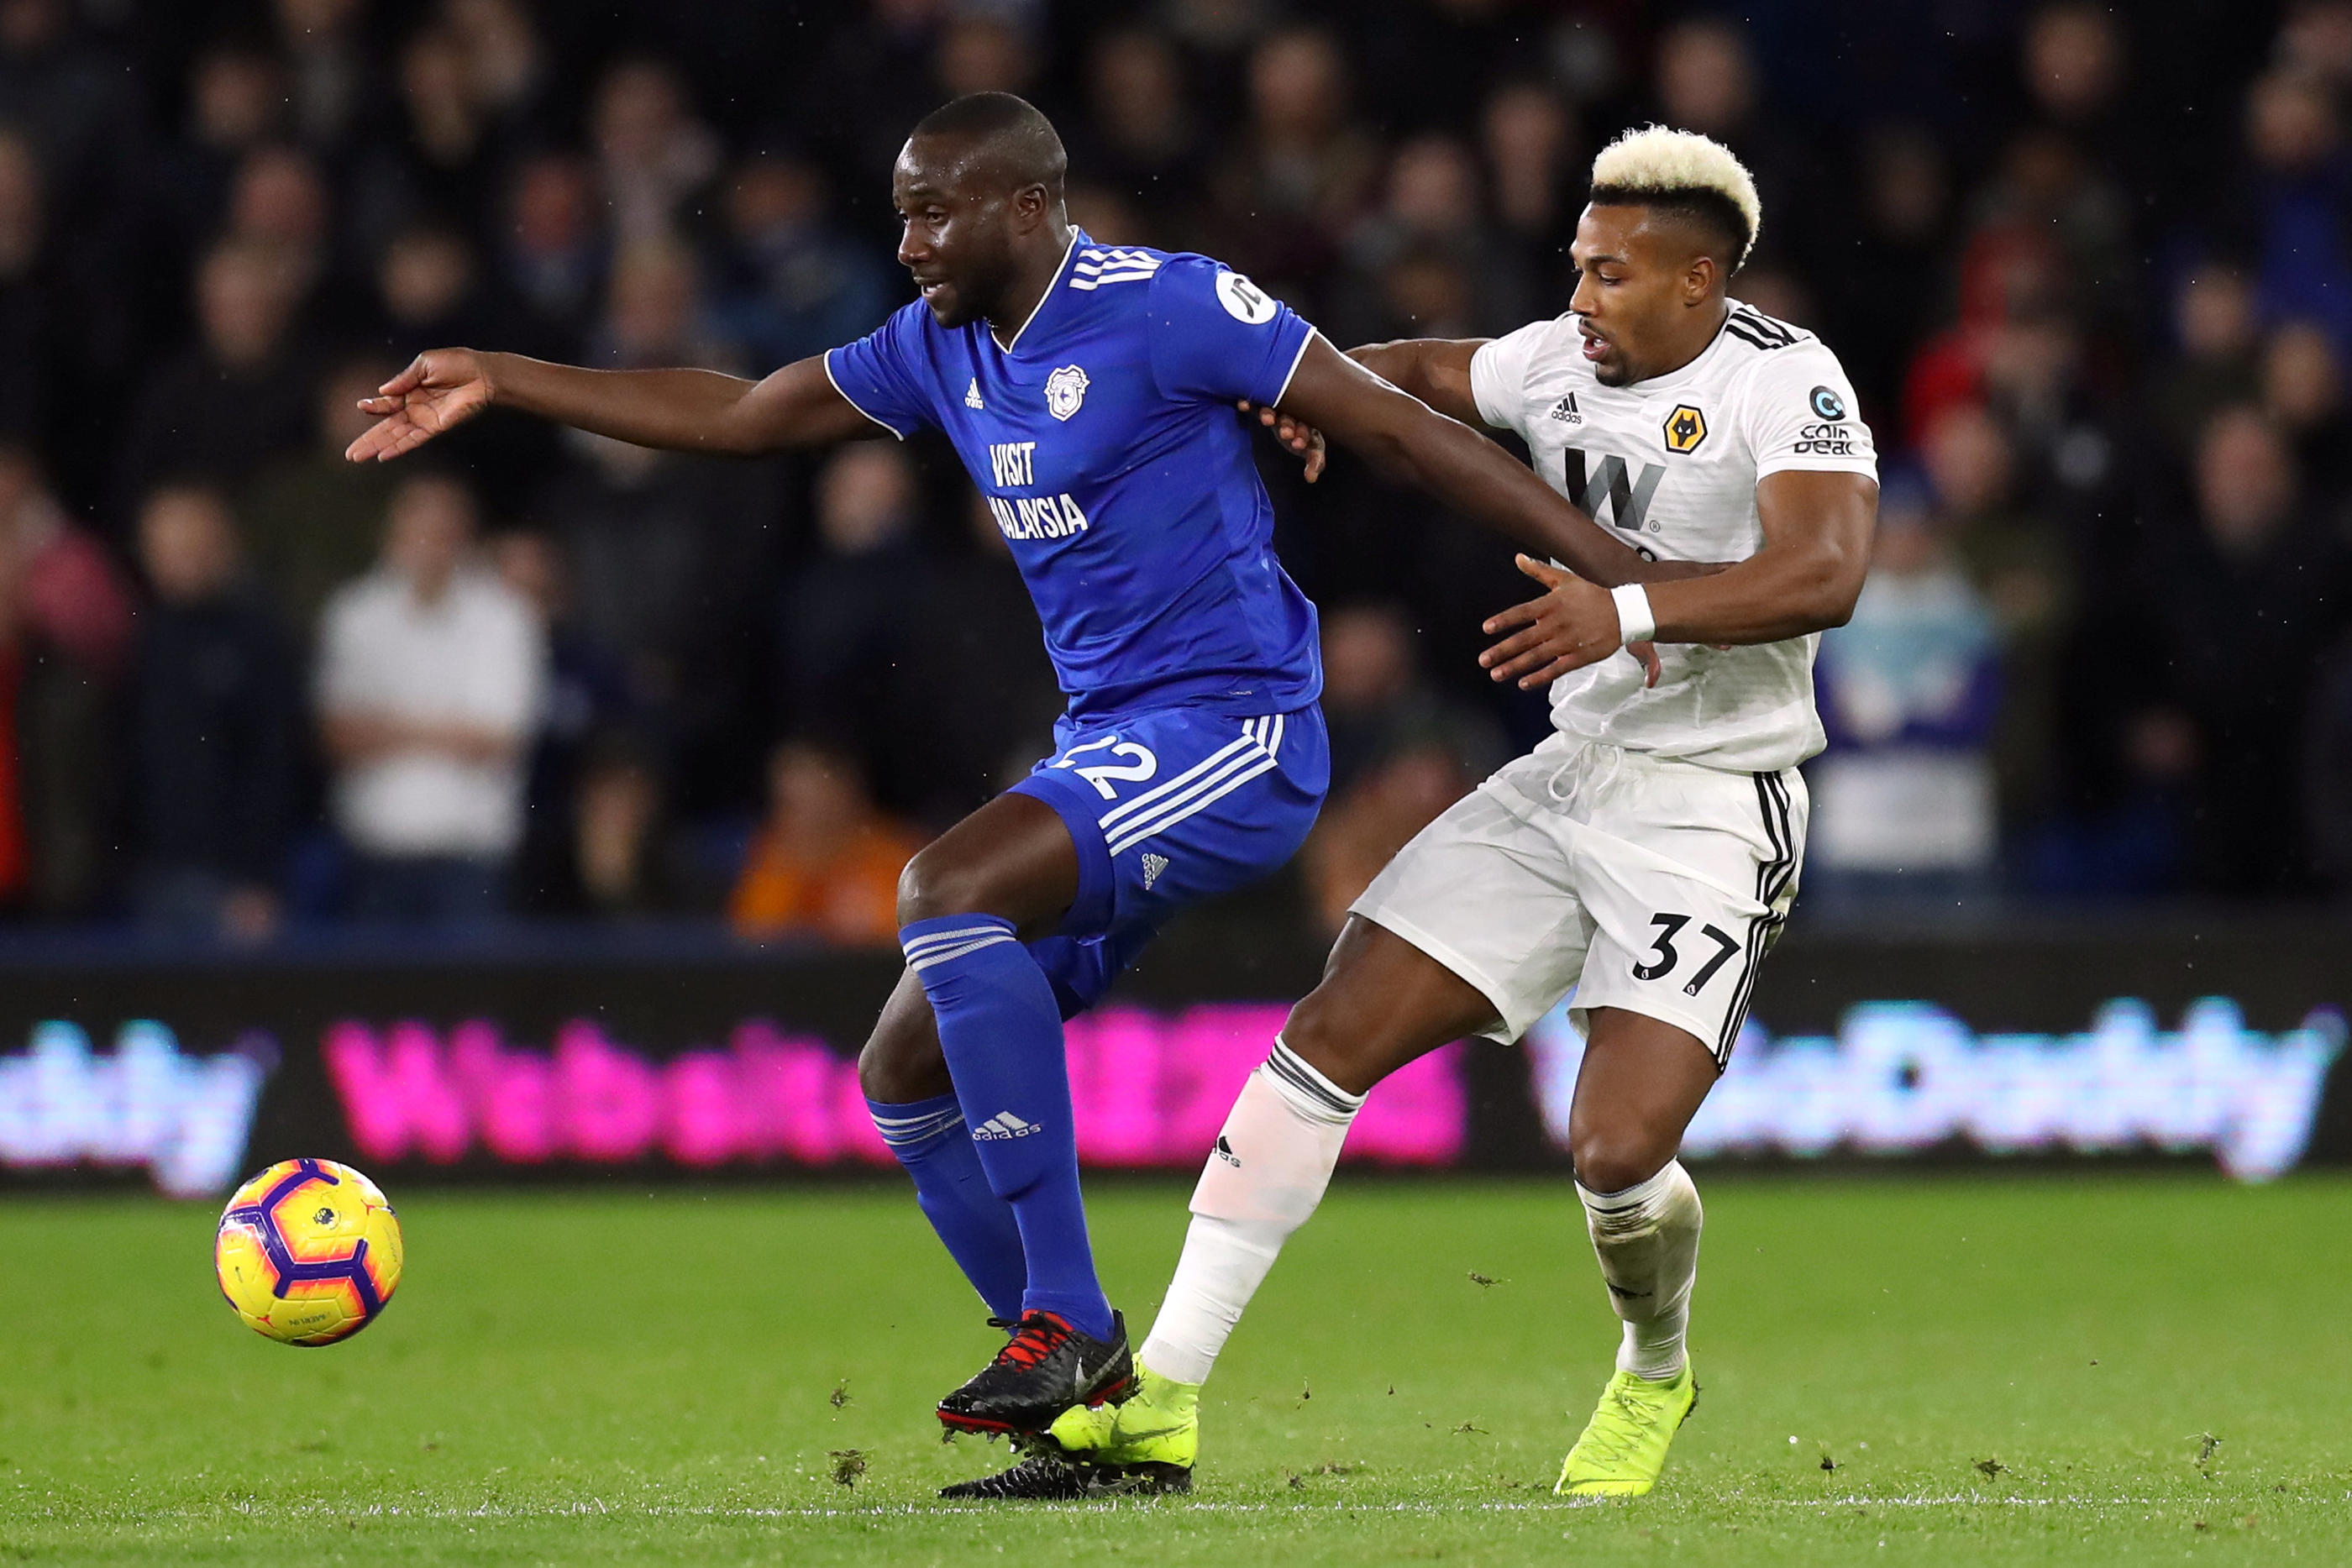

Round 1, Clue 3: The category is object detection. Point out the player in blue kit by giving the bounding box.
[347,92,1694,1478]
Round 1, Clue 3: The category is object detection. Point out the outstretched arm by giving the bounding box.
[1240,338,1489,480]
[345,349,885,463]
[1262,336,1703,588]
[1346,337,1487,426]
[1479,469,1879,688]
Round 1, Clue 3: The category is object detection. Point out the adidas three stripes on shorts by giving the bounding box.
[1011,702,1329,1015]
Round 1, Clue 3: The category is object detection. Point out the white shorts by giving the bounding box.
[1350,733,1807,1066]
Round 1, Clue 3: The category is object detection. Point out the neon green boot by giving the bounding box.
[1555,1362,1698,1497]
[939,1361,1196,1499]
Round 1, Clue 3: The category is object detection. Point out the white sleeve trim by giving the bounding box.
[1467,340,1497,428]
[1754,454,1881,480]
[1270,327,1319,406]
[822,348,911,440]
[1467,336,1524,433]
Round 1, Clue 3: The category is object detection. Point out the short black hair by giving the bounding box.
[1585,184,1753,273]
[908,92,1067,200]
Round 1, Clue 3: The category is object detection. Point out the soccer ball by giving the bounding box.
[214,1158,404,1345]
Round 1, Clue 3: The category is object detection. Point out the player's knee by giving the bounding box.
[1278,985,1382,1096]
[895,843,984,927]
[1570,1127,1672,1197]
[857,1025,948,1104]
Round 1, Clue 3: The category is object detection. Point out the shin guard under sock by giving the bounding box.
[1578,1160,1703,1381]
[1139,1038,1364,1385]
[868,1093,1026,1321]
[902,914,1112,1340]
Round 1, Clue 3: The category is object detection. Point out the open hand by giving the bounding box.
[346,349,494,462]
[1236,399,1326,482]
[1480,554,1663,690]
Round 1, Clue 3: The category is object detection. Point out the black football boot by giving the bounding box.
[935,1308,1134,1435]
[938,1448,1191,1501]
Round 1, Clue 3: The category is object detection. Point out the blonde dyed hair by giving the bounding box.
[1588,124,1762,270]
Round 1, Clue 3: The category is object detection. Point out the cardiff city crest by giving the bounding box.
[1045,364,1090,422]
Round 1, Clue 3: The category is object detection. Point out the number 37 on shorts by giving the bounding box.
[1349,753,1805,1069]
[1630,912,1746,995]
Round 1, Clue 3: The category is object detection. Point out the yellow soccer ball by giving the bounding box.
[214,1158,404,1345]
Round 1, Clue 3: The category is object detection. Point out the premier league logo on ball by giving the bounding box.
[1046,364,1090,422]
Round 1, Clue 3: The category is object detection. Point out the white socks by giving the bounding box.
[1137,1041,1703,1392]
[1138,1039,1364,1386]
[1578,1160,1703,1382]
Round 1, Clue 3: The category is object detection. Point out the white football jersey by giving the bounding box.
[1469,302,1877,773]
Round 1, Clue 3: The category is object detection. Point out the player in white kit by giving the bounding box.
[1017,125,1881,1501]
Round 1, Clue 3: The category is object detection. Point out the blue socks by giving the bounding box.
[866,1093,1025,1321]
[900,914,1115,1340]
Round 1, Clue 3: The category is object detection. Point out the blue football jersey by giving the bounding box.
[825,233,1323,721]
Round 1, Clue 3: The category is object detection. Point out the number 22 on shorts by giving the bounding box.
[1051,735,1160,800]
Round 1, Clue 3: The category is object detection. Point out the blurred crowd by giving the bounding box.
[0,0,2345,943]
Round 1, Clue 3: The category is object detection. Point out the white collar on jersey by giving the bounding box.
[990,228,1085,354]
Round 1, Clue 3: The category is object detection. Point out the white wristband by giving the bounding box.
[1610,583,1656,646]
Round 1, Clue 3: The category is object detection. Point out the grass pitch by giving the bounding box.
[0,1173,2344,1565]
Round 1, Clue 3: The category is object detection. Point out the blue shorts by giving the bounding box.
[1011,704,1329,1017]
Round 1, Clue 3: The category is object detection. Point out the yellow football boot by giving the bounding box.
[940,1361,1196,1499]
[1554,1362,1698,1497]
[1047,1360,1196,1476]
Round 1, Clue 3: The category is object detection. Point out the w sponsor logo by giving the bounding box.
[1564,447,1665,533]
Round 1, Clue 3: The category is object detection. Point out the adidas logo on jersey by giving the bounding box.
[1213,1134,1241,1167]
[1549,393,1583,423]
[1141,852,1170,889]
[965,378,984,410]
[974,1111,1041,1140]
